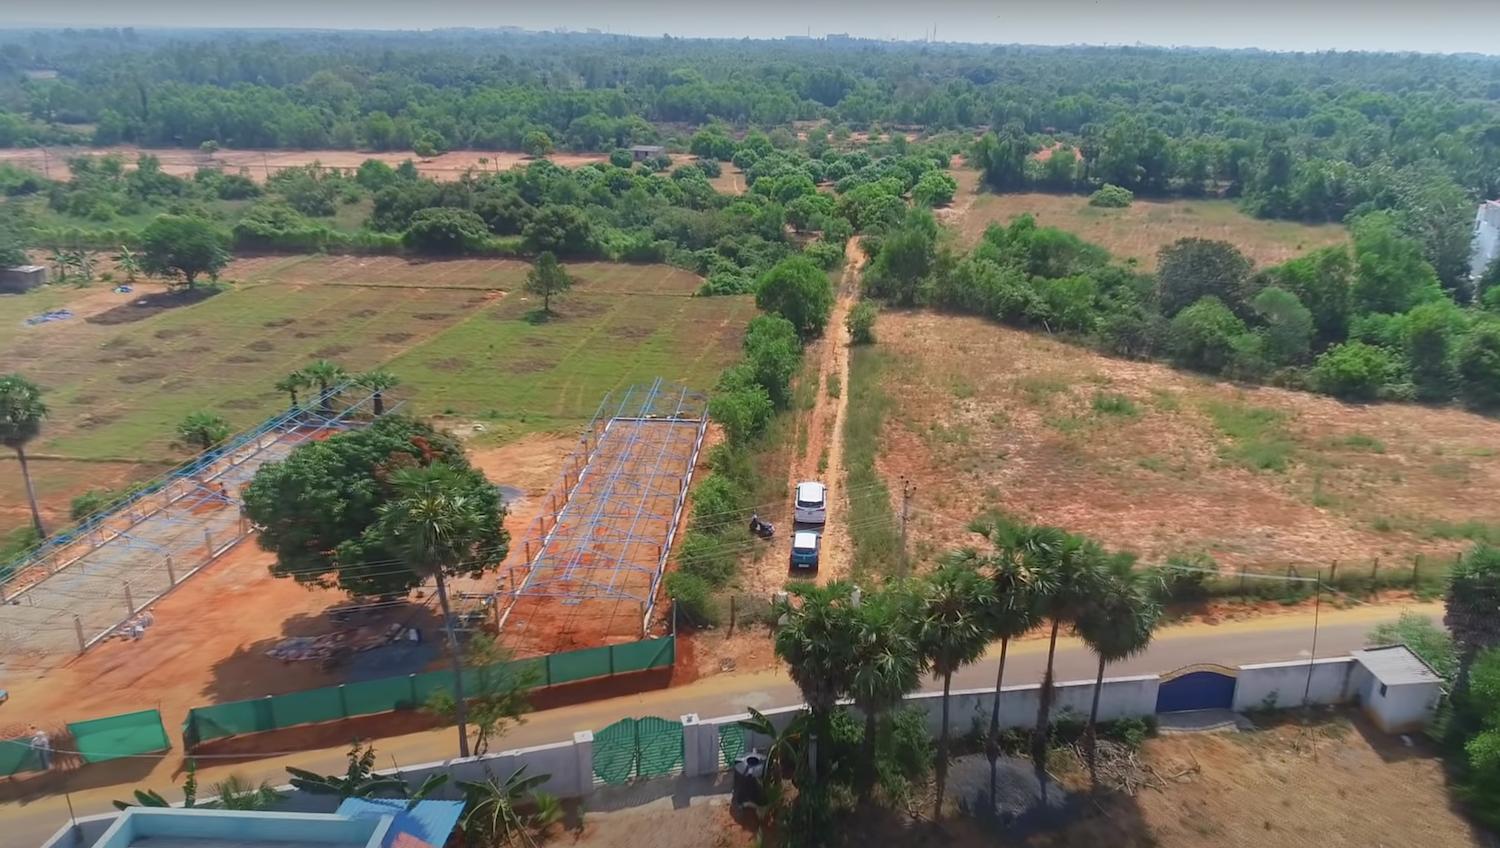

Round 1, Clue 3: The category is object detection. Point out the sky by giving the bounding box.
[3,0,1500,56]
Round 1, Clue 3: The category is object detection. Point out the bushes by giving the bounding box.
[665,572,716,626]
[1311,341,1404,400]
[846,301,878,344]
[1168,297,1248,373]
[755,256,834,337]
[403,208,491,254]
[1088,184,1134,208]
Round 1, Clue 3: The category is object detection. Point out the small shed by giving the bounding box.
[0,265,48,294]
[1349,645,1443,733]
[629,144,666,162]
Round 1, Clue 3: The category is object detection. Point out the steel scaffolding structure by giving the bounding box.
[0,382,396,661]
[499,379,708,640]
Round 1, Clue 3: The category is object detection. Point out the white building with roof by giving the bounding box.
[1348,645,1444,734]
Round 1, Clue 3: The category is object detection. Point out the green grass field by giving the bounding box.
[2,256,749,462]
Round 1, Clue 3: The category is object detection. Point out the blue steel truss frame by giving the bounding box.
[499,378,708,638]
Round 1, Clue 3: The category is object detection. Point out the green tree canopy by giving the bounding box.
[1351,212,1444,315]
[1155,238,1253,316]
[523,251,575,314]
[139,214,230,289]
[176,411,231,453]
[755,255,834,338]
[242,415,507,597]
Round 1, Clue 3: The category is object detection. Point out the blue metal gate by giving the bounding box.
[1156,665,1238,713]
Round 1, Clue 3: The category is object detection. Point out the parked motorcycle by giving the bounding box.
[749,513,775,539]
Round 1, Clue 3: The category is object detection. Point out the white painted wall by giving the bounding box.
[1361,677,1442,733]
[1231,657,1355,711]
[1472,202,1500,281]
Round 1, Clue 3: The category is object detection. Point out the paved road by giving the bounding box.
[3,601,1439,847]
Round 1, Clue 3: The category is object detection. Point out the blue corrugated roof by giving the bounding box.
[336,798,465,848]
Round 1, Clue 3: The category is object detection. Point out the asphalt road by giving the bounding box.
[3,601,1440,847]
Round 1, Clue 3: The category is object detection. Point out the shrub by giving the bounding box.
[1311,341,1402,400]
[846,300,878,344]
[689,473,744,535]
[675,531,737,586]
[802,239,844,271]
[756,256,834,338]
[402,207,490,254]
[1088,184,1134,208]
[665,572,716,627]
[1167,296,1247,372]
[1457,320,1500,410]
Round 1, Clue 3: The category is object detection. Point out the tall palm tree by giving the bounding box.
[1445,543,1500,712]
[912,563,991,821]
[847,587,924,799]
[1030,530,1106,771]
[356,370,401,416]
[772,581,859,780]
[1075,558,1160,787]
[302,360,347,412]
[275,371,311,409]
[0,375,48,539]
[376,464,495,758]
[952,516,1053,804]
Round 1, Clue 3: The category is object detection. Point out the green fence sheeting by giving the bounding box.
[717,724,745,769]
[269,686,345,728]
[612,637,674,673]
[0,736,44,777]
[183,635,676,747]
[591,716,684,784]
[68,709,169,764]
[549,646,612,685]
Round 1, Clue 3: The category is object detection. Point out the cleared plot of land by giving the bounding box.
[0,457,172,543]
[0,258,748,533]
[0,145,608,182]
[875,311,1500,573]
[949,170,1348,269]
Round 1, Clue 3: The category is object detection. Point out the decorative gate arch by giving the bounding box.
[1156,664,1239,713]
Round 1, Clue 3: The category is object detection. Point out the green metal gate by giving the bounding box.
[592,716,683,784]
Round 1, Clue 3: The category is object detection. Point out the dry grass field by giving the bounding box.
[872,311,1500,575]
[946,168,1348,270]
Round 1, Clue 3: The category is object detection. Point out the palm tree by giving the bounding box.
[0,374,48,539]
[176,411,231,453]
[772,581,859,780]
[1445,543,1500,712]
[275,370,311,408]
[376,465,497,758]
[847,587,924,799]
[302,359,347,412]
[952,516,1052,804]
[1029,530,1107,771]
[1075,558,1159,787]
[356,369,401,416]
[912,563,992,821]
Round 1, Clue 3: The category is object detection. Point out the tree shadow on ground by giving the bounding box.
[201,601,446,706]
[86,287,220,326]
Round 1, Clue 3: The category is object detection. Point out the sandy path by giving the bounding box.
[748,239,863,593]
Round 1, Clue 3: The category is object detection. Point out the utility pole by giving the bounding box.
[899,477,915,558]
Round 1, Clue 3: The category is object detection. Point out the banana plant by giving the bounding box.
[456,765,557,848]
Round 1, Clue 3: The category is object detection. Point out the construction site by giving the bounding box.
[0,383,390,667]
[495,379,709,656]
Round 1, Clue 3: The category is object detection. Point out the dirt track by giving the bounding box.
[748,238,862,594]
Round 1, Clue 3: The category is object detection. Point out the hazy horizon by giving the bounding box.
[3,0,1500,57]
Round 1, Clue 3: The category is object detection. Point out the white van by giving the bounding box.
[794,481,827,525]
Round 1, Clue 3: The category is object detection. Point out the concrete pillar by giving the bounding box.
[572,730,595,798]
[165,556,176,585]
[74,615,86,653]
[681,714,702,777]
[204,528,214,555]
[123,582,135,615]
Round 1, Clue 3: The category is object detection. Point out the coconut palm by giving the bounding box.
[0,374,48,539]
[1075,558,1160,787]
[302,359,347,412]
[951,516,1054,804]
[176,411,231,453]
[847,587,924,799]
[912,562,992,821]
[1445,543,1500,710]
[356,369,401,416]
[1029,529,1107,771]
[274,370,311,408]
[773,581,859,779]
[375,464,498,758]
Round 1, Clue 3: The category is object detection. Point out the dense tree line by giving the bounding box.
[1,31,1496,236]
[866,208,1500,410]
